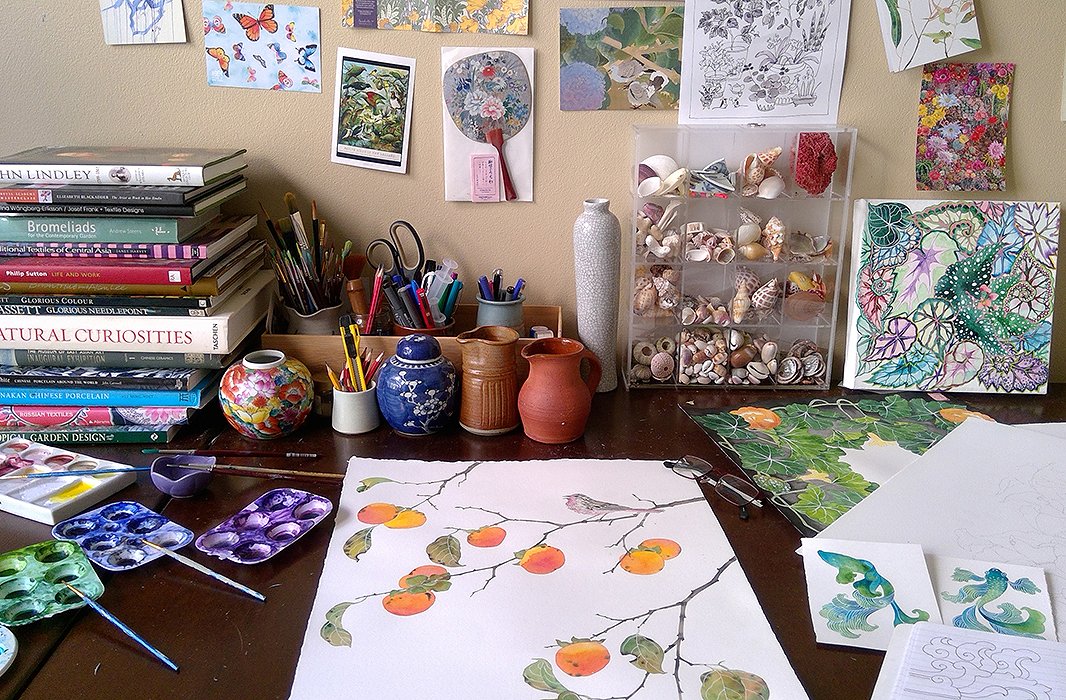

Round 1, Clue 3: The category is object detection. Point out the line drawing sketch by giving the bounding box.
[99,0,188,44]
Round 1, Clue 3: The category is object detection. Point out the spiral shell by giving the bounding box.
[762,217,786,262]
[730,289,752,324]
[751,278,782,311]
[633,278,658,314]
[775,356,802,384]
[739,242,769,260]
[652,276,680,309]
[736,223,762,246]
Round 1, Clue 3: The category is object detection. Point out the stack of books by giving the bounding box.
[0,146,271,444]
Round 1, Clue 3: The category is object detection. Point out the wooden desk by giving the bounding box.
[2,386,1061,700]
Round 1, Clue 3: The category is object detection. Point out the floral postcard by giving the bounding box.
[99,0,187,44]
[843,199,1059,394]
[876,0,981,72]
[682,396,990,537]
[341,0,527,34]
[679,0,852,123]
[802,538,941,651]
[202,1,321,93]
[559,6,683,111]
[916,62,1014,191]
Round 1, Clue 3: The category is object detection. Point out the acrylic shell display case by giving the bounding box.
[0,439,137,525]
[52,501,195,572]
[195,488,333,565]
[0,540,104,627]
[625,125,856,389]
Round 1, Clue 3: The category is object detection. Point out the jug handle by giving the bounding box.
[580,350,602,395]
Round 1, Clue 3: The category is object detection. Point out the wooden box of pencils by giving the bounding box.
[261,304,563,387]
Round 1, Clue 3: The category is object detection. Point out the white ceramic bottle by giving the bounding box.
[572,198,621,392]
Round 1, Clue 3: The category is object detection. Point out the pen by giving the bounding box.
[396,277,424,329]
[477,276,493,302]
[381,280,409,327]
[505,285,515,301]
[512,278,525,300]
[443,279,463,319]
[415,286,435,329]
[438,279,455,313]
[491,269,502,301]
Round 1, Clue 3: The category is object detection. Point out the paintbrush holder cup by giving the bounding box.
[332,384,380,435]
[475,295,525,332]
[283,303,344,336]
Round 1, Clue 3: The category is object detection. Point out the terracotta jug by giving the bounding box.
[456,326,520,435]
[518,338,602,444]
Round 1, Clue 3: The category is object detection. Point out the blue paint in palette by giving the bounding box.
[52,501,194,572]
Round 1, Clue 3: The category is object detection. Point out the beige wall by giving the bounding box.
[3,1,1065,379]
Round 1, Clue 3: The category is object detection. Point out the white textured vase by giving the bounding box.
[573,198,621,392]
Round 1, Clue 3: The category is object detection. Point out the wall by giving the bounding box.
[3,1,1064,379]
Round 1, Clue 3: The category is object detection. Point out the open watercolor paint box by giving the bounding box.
[0,540,103,627]
[196,488,333,565]
[52,502,194,572]
[0,439,137,525]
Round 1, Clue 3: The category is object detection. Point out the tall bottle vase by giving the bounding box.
[572,198,621,392]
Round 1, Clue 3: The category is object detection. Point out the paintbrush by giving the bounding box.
[257,201,286,252]
[311,200,321,273]
[0,466,150,480]
[284,192,311,253]
[142,449,319,458]
[178,461,343,484]
[63,583,179,672]
[140,539,265,602]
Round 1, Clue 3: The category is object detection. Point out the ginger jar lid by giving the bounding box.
[396,334,441,363]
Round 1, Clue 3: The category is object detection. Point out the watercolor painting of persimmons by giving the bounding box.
[289,459,808,699]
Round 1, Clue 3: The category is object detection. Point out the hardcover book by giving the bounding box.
[0,207,220,243]
[0,374,220,408]
[0,177,245,216]
[0,424,181,444]
[0,405,192,427]
[0,336,253,369]
[0,366,209,391]
[0,173,245,205]
[0,146,247,186]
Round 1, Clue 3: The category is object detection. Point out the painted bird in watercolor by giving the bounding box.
[563,494,663,516]
[941,567,1047,638]
[817,550,930,639]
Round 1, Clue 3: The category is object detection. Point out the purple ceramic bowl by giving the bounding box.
[150,455,214,498]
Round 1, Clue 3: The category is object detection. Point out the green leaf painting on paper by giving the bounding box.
[620,634,666,674]
[878,0,982,71]
[883,0,902,46]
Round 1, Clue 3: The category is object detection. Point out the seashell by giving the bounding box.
[714,245,736,264]
[630,364,652,381]
[747,362,769,380]
[751,278,782,311]
[680,306,697,325]
[658,201,681,231]
[637,163,657,184]
[766,359,778,375]
[691,350,709,364]
[789,339,820,358]
[678,373,690,384]
[635,215,653,236]
[758,146,783,167]
[646,236,671,259]
[776,356,802,384]
[739,243,769,260]
[732,368,748,381]
[656,336,676,354]
[641,202,665,225]
[660,267,681,284]
[761,217,786,261]
[648,224,664,242]
[728,329,745,351]
[633,281,658,314]
[738,207,762,226]
[757,175,786,199]
[736,223,762,246]
[685,221,706,235]
[633,341,656,365]
[655,168,689,197]
[730,291,751,324]
[652,276,680,309]
[636,177,662,197]
[734,266,760,294]
[661,233,681,256]
[711,307,731,326]
[783,291,825,322]
[640,154,680,180]
[685,248,711,262]
[680,347,693,365]
[730,346,757,368]
[761,341,778,364]
[801,353,826,378]
[650,351,675,381]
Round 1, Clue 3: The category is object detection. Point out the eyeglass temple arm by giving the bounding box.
[664,458,763,509]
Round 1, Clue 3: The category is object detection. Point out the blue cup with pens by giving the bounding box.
[476,270,525,332]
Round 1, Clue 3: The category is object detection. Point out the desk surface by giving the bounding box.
[2,385,1061,700]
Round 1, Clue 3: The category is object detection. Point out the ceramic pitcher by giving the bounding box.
[518,338,602,444]
[456,326,520,436]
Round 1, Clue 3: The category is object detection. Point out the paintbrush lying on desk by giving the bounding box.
[168,460,343,484]
[142,448,319,458]
[140,539,265,602]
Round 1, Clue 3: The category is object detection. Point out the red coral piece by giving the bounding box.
[792,132,838,196]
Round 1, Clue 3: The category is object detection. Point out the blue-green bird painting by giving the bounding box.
[817,550,930,639]
[941,567,1047,638]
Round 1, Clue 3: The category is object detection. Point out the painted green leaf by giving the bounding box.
[606,11,625,34]
[655,12,684,39]
[356,477,394,492]
[792,486,854,526]
[320,621,352,647]
[867,202,914,248]
[620,634,666,674]
[883,0,901,46]
[426,534,463,567]
[343,527,373,562]
[700,668,769,700]
[923,30,951,44]
[522,658,568,692]
[558,692,581,700]
[960,37,982,49]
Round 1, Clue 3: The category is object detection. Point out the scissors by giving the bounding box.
[365,220,426,285]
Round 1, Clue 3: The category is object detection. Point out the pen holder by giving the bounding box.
[332,384,380,435]
[283,303,345,336]
[475,295,525,332]
[391,319,456,337]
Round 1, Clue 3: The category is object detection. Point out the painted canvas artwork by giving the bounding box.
[683,396,990,537]
[99,0,187,44]
[679,0,852,123]
[202,2,321,93]
[559,6,683,111]
[341,0,527,34]
[289,459,808,698]
[916,62,1014,191]
[843,199,1059,394]
[876,0,981,72]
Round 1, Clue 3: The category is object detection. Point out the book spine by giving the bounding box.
[0,242,208,259]
[0,316,231,353]
[0,375,189,391]
[0,304,207,317]
[0,202,198,216]
[0,217,180,242]
[0,261,192,286]
[0,349,229,369]
[0,385,202,407]
[0,278,222,295]
[0,187,187,205]
[0,405,191,427]
[0,165,206,186]
[0,293,208,309]
[0,427,177,444]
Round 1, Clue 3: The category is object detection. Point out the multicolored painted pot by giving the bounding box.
[219,350,314,440]
[376,335,458,436]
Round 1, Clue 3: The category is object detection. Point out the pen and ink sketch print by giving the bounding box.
[290,459,807,699]
[679,0,852,123]
[558,6,683,111]
[685,396,988,536]
[341,0,528,34]
[846,200,1059,393]
[876,0,982,72]
[934,557,1053,639]
[99,0,188,44]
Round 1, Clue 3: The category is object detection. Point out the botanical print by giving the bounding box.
[844,199,1059,394]
[202,2,321,93]
[341,0,527,34]
[290,459,808,698]
[99,0,187,44]
[679,0,853,123]
[684,396,987,536]
[876,0,981,72]
[931,557,1054,640]
[331,49,415,174]
[916,62,1014,191]
[558,6,683,111]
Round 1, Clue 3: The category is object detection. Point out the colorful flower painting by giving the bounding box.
[844,200,1059,394]
[559,6,683,111]
[916,62,1014,191]
[341,0,527,34]
[875,0,981,72]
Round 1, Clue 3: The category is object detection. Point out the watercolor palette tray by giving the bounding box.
[0,439,137,525]
[0,540,104,627]
[52,501,194,572]
[196,489,333,565]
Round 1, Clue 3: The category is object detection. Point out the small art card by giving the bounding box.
[99,0,187,44]
[341,0,528,34]
[559,6,683,111]
[802,538,942,651]
[331,48,415,174]
[930,556,1056,641]
[916,62,1014,191]
[202,1,321,93]
[876,0,981,72]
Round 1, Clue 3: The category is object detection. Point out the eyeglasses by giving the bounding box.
[664,455,763,520]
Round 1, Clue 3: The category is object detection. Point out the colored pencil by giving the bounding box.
[140,539,266,602]
[63,583,178,672]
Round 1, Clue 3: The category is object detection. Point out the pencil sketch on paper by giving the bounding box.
[940,566,1048,638]
[876,0,982,73]
[99,0,188,45]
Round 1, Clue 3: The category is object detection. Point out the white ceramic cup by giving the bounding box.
[332,384,380,435]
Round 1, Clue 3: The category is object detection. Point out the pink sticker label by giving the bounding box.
[470,154,500,203]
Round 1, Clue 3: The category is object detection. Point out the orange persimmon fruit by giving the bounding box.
[555,639,610,677]
[518,544,565,574]
[398,565,449,588]
[938,407,993,424]
[638,538,681,560]
[383,509,427,529]
[382,590,435,616]
[467,526,507,548]
[619,549,666,575]
[357,502,399,524]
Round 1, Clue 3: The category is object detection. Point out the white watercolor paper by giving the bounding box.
[678,0,852,124]
[99,0,187,44]
[929,556,1056,641]
[875,0,982,73]
[801,538,941,651]
[291,459,807,699]
[819,420,1066,640]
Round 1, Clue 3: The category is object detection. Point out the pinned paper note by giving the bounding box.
[99,0,187,44]
[470,154,500,202]
[875,0,981,72]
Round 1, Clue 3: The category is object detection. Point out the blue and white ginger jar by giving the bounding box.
[376,335,458,436]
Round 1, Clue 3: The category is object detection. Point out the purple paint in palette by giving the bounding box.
[52,501,194,572]
[196,489,332,564]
